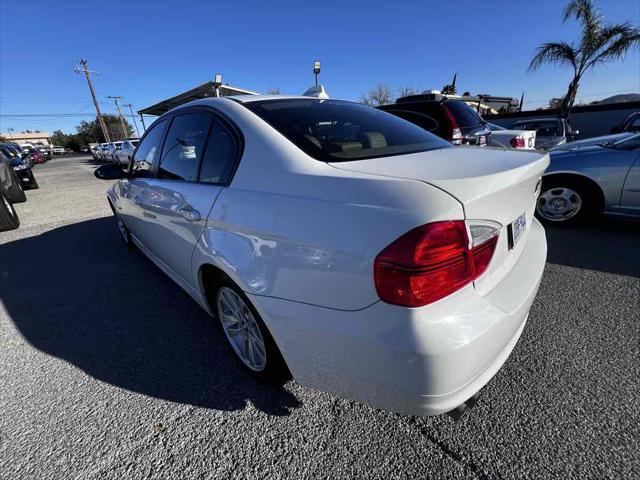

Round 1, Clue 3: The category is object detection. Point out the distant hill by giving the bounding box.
[595,93,640,104]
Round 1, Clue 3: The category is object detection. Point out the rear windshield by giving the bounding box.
[513,121,561,136]
[244,99,451,162]
[443,100,484,127]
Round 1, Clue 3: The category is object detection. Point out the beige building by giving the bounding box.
[1,131,52,146]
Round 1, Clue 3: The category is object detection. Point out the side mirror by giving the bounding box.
[94,163,125,180]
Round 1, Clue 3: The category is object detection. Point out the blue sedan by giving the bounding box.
[537,133,640,225]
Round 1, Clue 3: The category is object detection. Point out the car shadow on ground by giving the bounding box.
[0,217,301,416]
[545,217,640,278]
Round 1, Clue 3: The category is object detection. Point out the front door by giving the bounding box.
[136,110,239,286]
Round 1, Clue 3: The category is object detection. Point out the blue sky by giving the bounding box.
[1,0,639,134]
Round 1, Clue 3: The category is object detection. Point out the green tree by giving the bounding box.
[549,97,565,109]
[529,0,640,118]
[76,115,133,144]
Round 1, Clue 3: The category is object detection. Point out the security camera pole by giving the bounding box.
[124,103,141,138]
[74,58,111,143]
[107,96,128,139]
[313,60,321,86]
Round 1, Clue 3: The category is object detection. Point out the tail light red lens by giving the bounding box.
[510,136,526,148]
[374,221,499,307]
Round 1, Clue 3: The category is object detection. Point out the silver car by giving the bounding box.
[537,133,640,224]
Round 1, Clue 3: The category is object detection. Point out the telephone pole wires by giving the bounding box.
[74,59,111,143]
[107,96,128,139]
[124,103,140,138]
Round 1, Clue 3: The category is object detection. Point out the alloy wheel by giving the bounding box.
[217,287,267,372]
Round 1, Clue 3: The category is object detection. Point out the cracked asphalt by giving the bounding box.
[1,155,639,479]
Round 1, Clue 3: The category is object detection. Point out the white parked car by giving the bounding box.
[487,123,536,149]
[97,143,111,161]
[115,138,139,166]
[96,97,548,418]
[53,145,65,155]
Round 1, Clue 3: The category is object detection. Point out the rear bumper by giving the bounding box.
[249,218,547,416]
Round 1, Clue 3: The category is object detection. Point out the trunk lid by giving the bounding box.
[329,146,549,227]
[330,146,549,295]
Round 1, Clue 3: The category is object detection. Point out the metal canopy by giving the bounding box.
[138,82,259,116]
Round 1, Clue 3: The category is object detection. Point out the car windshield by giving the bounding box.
[513,120,561,136]
[244,99,451,162]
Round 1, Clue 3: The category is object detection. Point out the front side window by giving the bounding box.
[199,121,238,184]
[158,113,213,181]
[244,99,451,162]
[131,119,166,177]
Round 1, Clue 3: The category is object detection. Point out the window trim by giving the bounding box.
[128,117,168,176]
[140,105,244,187]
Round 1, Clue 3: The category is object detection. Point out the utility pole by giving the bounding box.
[74,59,111,143]
[107,96,128,139]
[124,103,140,138]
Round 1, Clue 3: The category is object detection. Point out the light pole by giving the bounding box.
[213,73,223,97]
[313,60,321,86]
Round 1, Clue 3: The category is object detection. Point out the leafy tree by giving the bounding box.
[76,115,133,144]
[0,135,6,142]
[361,84,394,106]
[549,97,565,109]
[529,0,640,118]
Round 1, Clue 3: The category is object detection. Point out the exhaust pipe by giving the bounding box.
[446,392,481,421]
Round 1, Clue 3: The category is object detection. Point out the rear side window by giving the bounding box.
[244,99,450,162]
[159,113,213,181]
[443,101,483,127]
[383,110,439,132]
[513,121,562,137]
[132,119,166,176]
[199,121,238,184]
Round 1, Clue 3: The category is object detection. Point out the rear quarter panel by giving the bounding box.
[193,165,463,311]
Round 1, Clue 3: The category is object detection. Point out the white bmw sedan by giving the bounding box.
[96,96,548,417]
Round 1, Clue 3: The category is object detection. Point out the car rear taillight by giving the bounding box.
[374,221,499,307]
[510,136,526,148]
[441,104,463,145]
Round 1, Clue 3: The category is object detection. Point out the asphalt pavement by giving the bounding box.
[1,155,639,479]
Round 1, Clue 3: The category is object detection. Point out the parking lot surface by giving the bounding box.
[1,155,639,479]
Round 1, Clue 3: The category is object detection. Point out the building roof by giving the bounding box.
[1,131,51,140]
[138,82,260,116]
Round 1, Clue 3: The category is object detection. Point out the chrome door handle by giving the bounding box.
[177,208,201,222]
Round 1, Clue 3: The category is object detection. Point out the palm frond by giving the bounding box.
[563,0,603,56]
[528,42,579,72]
[586,22,640,68]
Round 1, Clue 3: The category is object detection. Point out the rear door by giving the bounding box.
[619,138,640,215]
[140,109,240,285]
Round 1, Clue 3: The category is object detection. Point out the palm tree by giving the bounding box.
[529,0,640,118]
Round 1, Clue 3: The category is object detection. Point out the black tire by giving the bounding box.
[535,176,599,227]
[113,211,133,248]
[0,191,20,231]
[6,169,27,203]
[213,281,290,384]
